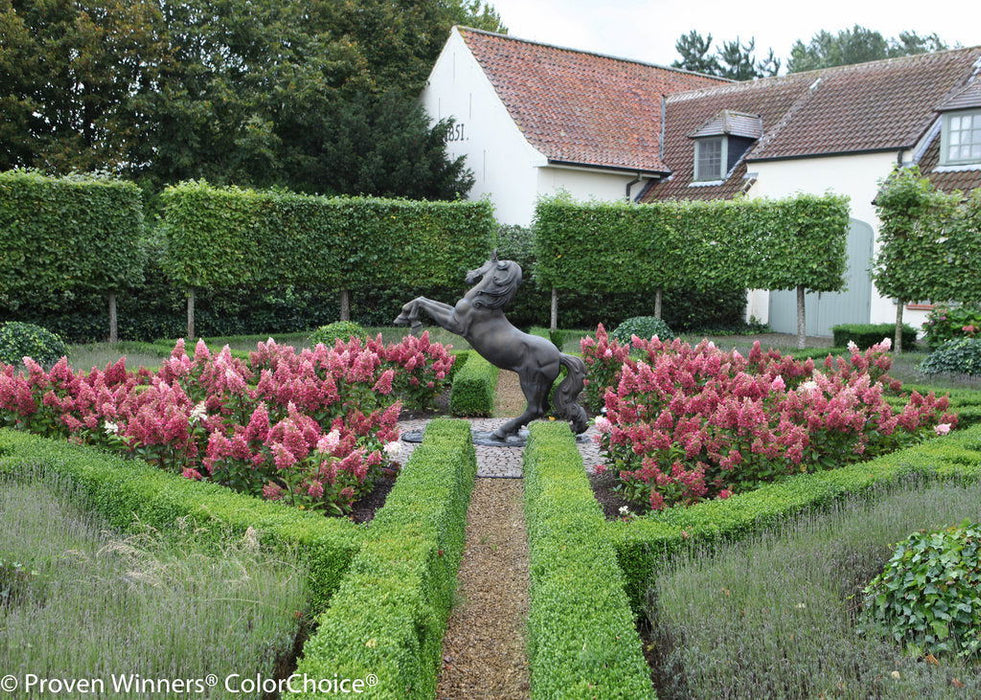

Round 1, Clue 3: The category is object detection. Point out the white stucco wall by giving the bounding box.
[537,165,649,205]
[743,151,928,330]
[421,29,547,226]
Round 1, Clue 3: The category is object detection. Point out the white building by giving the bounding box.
[421,27,725,226]
[423,28,981,335]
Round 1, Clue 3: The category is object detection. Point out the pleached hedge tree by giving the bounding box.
[873,166,981,351]
[0,170,145,342]
[534,193,850,347]
[158,181,497,337]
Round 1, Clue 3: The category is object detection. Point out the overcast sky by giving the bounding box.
[483,0,981,71]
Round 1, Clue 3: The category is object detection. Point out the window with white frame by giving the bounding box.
[942,110,981,165]
[694,137,724,181]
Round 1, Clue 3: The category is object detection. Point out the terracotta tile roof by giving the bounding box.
[917,129,981,194]
[643,73,815,200]
[643,47,981,201]
[936,77,981,112]
[458,27,727,174]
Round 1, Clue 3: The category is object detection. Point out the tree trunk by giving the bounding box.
[894,300,904,353]
[654,288,663,319]
[340,289,350,322]
[550,288,559,331]
[186,288,195,340]
[108,292,118,344]
[796,285,807,350]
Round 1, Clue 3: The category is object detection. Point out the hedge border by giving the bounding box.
[832,323,918,351]
[523,421,654,699]
[287,419,477,699]
[449,351,499,417]
[611,424,981,609]
[0,428,362,614]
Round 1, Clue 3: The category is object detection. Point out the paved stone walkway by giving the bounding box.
[398,418,605,477]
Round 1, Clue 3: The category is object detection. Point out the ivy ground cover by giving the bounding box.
[0,333,454,515]
[583,325,956,511]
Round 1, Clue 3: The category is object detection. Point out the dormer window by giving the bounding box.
[941,110,981,165]
[694,137,725,181]
[689,110,763,183]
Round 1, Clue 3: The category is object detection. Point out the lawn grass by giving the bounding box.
[0,467,308,688]
[648,476,981,699]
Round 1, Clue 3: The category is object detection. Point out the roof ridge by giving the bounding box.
[455,25,732,83]
[666,45,981,103]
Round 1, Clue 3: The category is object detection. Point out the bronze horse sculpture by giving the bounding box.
[394,253,588,441]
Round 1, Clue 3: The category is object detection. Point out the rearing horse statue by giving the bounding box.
[394,252,588,440]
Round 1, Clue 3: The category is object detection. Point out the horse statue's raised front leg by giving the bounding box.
[394,297,467,337]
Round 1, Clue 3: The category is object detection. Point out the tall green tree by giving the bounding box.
[788,25,949,73]
[672,31,779,80]
[0,0,167,173]
[0,0,495,198]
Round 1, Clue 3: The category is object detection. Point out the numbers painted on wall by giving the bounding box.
[446,122,468,142]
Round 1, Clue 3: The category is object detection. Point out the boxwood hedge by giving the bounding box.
[287,419,477,699]
[523,421,654,699]
[449,352,499,417]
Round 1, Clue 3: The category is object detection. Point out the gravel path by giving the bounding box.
[400,370,605,699]
[436,478,531,699]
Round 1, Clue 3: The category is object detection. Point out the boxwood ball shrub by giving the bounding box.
[832,323,918,352]
[920,337,981,376]
[861,521,981,659]
[0,322,69,367]
[611,316,675,343]
[309,321,368,347]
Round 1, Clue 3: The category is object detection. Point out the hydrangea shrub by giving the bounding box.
[583,325,955,510]
[0,333,454,515]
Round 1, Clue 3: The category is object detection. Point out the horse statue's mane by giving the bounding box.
[471,260,522,310]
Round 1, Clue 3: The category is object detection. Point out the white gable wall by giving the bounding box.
[744,151,928,333]
[421,29,546,225]
[421,29,649,226]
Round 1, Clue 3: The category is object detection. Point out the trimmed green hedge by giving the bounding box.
[159,181,496,293]
[0,429,362,614]
[449,352,499,417]
[287,419,477,699]
[611,424,981,609]
[534,194,849,295]
[832,322,918,351]
[523,421,654,699]
[0,170,145,308]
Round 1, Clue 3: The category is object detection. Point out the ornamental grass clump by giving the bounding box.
[861,521,981,660]
[583,324,955,510]
[0,333,454,516]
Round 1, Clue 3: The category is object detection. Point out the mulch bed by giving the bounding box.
[589,468,648,520]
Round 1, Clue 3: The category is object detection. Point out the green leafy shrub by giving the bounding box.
[0,322,69,366]
[309,321,368,347]
[611,316,674,343]
[449,353,498,417]
[923,304,981,349]
[861,521,981,659]
[920,338,981,376]
[832,322,918,352]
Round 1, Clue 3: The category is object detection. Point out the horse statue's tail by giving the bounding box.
[555,354,589,434]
